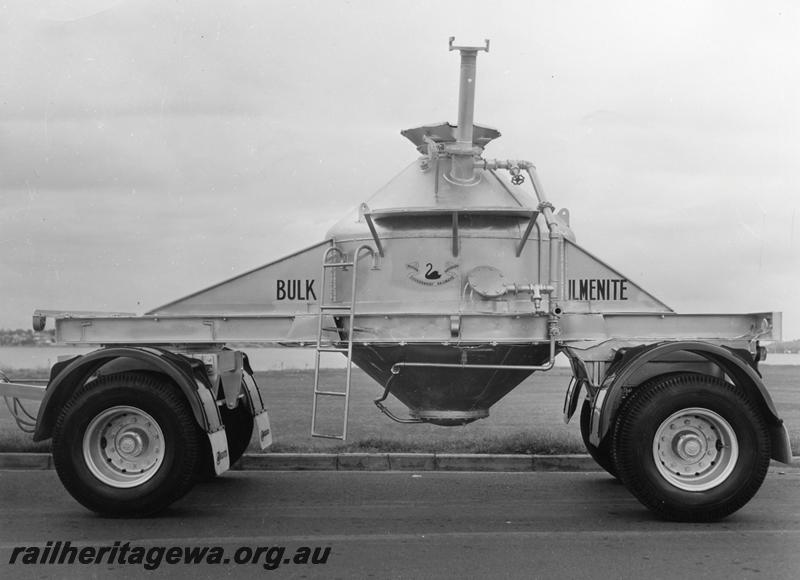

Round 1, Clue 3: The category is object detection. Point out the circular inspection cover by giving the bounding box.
[467,266,506,298]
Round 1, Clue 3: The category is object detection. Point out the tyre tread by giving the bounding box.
[52,372,201,517]
[612,372,770,522]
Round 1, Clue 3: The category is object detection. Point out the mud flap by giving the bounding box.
[240,354,272,450]
[773,422,794,464]
[254,409,273,449]
[207,429,231,475]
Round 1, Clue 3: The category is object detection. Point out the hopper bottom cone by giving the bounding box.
[350,343,552,425]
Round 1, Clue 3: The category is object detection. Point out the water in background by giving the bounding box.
[0,346,332,372]
[1,346,798,372]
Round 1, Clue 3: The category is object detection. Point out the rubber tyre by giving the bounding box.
[197,400,254,480]
[612,373,770,522]
[580,399,617,478]
[52,373,201,517]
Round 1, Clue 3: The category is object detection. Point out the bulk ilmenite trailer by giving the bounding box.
[1,39,791,521]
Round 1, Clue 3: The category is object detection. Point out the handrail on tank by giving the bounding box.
[321,243,378,304]
[358,204,384,258]
[389,328,558,375]
[375,326,558,424]
[321,242,379,271]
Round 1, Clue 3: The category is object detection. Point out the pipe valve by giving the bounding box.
[509,165,525,185]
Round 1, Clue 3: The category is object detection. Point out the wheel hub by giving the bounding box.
[653,407,738,492]
[117,432,142,456]
[675,433,704,459]
[83,406,165,488]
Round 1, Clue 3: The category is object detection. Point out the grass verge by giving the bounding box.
[2,365,798,455]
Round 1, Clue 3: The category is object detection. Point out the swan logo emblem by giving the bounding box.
[406,261,458,286]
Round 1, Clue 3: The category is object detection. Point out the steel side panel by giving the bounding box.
[147,240,333,316]
[562,240,673,313]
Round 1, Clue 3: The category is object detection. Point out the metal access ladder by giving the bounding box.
[311,245,375,439]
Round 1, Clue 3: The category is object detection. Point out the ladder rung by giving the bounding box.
[311,433,345,440]
[315,390,347,397]
[312,248,362,441]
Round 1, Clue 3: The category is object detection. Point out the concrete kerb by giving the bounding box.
[0,453,52,470]
[2,453,798,472]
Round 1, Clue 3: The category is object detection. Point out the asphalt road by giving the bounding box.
[1,468,799,579]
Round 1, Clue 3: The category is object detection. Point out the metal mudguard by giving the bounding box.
[33,346,223,443]
[588,341,792,464]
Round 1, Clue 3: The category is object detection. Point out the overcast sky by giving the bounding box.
[2,1,798,340]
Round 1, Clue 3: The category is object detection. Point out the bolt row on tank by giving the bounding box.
[1,39,791,521]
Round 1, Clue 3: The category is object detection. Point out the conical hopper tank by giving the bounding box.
[321,128,562,424]
[350,343,553,425]
[319,40,564,425]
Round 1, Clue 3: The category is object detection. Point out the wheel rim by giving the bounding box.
[83,406,165,488]
[652,407,739,492]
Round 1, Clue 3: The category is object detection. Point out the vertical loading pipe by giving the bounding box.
[448,37,489,184]
[454,44,479,147]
